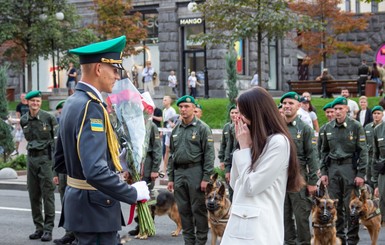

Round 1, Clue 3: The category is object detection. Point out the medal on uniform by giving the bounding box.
[192,131,197,140]
[349,131,353,141]
[293,120,296,126]
[297,130,301,139]
[43,123,47,131]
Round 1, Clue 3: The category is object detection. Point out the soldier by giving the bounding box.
[218,104,239,202]
[54,36,150,244]
[20,90,57,242]
[317,102,335,160]
[167,95,215,245]
[194,103,203,119]
[364,106,383,188]
[371,106,385,225]
[320,96,368,244]
[281,92,318,245]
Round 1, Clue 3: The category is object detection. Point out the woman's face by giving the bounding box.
[359,99,367,109]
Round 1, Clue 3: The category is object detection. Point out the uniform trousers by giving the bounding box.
[328,163,359,245]
[284,187,312,245]
[378,174,385,223]
[27,155,55,232]
[73,231,117,245]
[174,165,208,245]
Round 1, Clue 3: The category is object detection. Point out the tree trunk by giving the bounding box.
[257,27,262,89]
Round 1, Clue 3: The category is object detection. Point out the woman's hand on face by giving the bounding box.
[235,117,252,149]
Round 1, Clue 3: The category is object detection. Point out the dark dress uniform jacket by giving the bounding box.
[54,82,137,233]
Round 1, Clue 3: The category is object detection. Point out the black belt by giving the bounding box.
[330,158,352,165]
[175,162,201,170]
[28,149,48,157]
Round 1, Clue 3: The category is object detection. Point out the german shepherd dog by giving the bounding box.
[150,190,182,237]
[349,188,381,245]
[311,182,341,245]
[205,174,231,245]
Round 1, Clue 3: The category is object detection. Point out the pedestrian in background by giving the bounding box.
[320,96,368,244]
[221,87,304,245]
[167,95,214,245]
[12,93,29,156]
[54,36,150,245]
[357,59,370,96]
[341,88,359,118]
[371,62,382,97]
[356,96,373,127]
[187,71,200,98]
[66,62,77,96]
[168,70,178,97]
[142,60,155,95]
[20,90,57,242]
[250,71,258,86]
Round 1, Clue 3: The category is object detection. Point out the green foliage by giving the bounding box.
[0,64,9,119]
[225,49,238,106]
[0,154,27,170]
[213,166,225,182]
[0,121,14,162]
[0,0,98,91]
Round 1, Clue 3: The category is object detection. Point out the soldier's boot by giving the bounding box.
[128,216,139,236]
[53,233,76,244]
[29,230,43,240]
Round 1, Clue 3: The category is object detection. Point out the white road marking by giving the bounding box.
[0,206,61,214]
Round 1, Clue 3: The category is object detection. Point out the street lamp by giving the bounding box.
[39,11,64,90]
[187,1,197,12]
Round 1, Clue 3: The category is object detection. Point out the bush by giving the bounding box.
[0,154,27,170]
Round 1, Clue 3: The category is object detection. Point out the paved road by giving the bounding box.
[1,189,385,244]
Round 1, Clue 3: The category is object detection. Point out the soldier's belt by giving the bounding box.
[330,158,352,165]
[67,176,97,190]
[175,162,201,170]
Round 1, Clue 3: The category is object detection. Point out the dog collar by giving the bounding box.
[364,208,381,221]
[312,222,335,229]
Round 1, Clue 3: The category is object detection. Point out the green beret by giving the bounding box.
[176,95,196,106]
[322,102,334,111]
[372,105,384,113]
[331,97,348,107]
[56,100,65,110]
[25,90,42,100]
[69,36,126,69]
[195,104,203,110]
[280,91,300,103]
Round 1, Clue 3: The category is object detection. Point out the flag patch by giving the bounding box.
[90,119,103,132]
[359,135,366,142]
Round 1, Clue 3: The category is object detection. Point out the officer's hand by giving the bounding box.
[52,176,59,185]
[354,176,365,187]
[320,175,329,186]
[225,172,230,183]
[219,162,225,171]
[375,187,379,198]
[201,180,209,192]
[150,172,159,181]
[132,181,150,202]
[167,181,174,192]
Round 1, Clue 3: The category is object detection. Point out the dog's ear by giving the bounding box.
[212,172,218,182]
[218,184,226,196]
[333,199,339,208]
[206,183,213,195]
[360,189,367,203]
[313,196,321,206]
[350,190,357,201]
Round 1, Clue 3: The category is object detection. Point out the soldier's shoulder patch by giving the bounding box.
[312,137,317,145]
[326,132,332,135]
[90,118,104,132]
[207,137,214,142]
[359,135,366,142]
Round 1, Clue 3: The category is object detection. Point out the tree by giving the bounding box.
[0,64,14,161]
[288,0,371,67]
[225,49,238,109]
[195,0,314,88]
[0,0,97,92]
[90,0,147,56]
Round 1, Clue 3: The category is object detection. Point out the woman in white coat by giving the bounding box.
[221,87,305,245]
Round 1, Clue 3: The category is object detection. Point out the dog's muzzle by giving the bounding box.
[319,207,332,224]
[350,207,361,225]
[206,200,220,211]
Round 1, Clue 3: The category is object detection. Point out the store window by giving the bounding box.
[183,22,204,50]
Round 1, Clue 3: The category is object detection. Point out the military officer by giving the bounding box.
[143,121,162,191]
[20,90,57,242]
[54,36,150,245]
[371,106,385,225]
[167,95,215,245]
[320,97,368,244]
[317,102,335,160]
[364,106,383,188]
[194,103,203,119]
[281,92,318,245]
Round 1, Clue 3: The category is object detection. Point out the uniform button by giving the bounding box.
[106,199,111,204]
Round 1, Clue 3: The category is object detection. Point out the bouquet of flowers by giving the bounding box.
[106,78,155,239]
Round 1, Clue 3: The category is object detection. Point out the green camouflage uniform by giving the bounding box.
[168,116,214,245]
[143,122,162,191]
[218,122,235,201]
[284,115,318,245]
[364,122,376,187]
[320,116,368,244]
[20,109,57,233]
[371,122,385,223]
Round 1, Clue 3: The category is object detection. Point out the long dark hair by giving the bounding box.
[237,87,305,192]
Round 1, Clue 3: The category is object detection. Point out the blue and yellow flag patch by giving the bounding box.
[90,119,104,132]
[359,135,366,142]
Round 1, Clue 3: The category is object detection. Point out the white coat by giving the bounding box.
[220,134,290,245]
